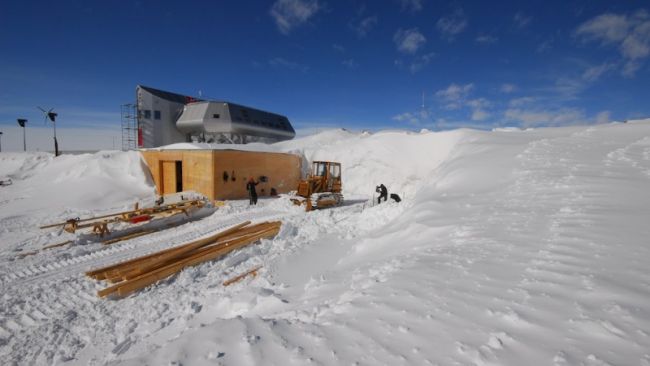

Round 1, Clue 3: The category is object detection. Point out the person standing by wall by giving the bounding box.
[246,177,259,205]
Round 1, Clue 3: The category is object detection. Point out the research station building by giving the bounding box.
[121,85,296,149]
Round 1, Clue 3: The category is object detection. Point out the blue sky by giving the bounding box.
[1,0,649,149]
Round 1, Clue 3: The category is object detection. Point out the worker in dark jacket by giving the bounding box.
[246,177,259,205]
[376,184,388,204]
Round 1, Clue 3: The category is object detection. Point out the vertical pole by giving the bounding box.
[53,121,59,156]
[0,132,3,152]
[23,127,26,152]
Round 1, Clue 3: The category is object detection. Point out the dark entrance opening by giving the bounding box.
[175,161,183,192]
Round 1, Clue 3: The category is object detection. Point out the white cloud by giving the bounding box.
[622,26,650,59]
[270,0,320,35]
[433,83,493,121]
[576,14,630,43]
[269,57,310,72]
[471,109,490,121]
[508,96,537,107]
[394,28,427,54]
[351,15,378,38]
[392,112,418,124]
[596,110,611,124]
[332,44,345,52]
[500,83,517,93]
[513,12,532,28]
[504,107,586,128]
[466,98,489,109]
[582,62,616,81]
[553,77,586,99]
[536,39,553,53]
[475,34,498,44]
[392,109,431,125]
[399,0,423,13]
[435,83,474,109]
[436,7,468,41]
[409,52,436,73]
[342,59,359,69]
[622,60,643,77]
[575,10,650,77]
[467,98,491,121]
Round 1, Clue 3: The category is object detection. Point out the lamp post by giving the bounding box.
[17,118,27,151]
[0,131,3,152]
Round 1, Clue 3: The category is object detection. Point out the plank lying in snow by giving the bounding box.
[223,265,262,286]
[16,240,73,259]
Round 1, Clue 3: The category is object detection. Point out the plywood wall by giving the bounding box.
[140,150,214,198]
[213,150,301,200]
[140,149,301,200]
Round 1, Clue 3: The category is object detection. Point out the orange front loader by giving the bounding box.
[291,161,343,211]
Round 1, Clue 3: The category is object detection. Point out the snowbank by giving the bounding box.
[0,150,155,219]
[2,120,650,365]
[157,128,466,199]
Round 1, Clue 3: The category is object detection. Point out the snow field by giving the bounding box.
[1,120,650,365]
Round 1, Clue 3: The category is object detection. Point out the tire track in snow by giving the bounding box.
[604,136,650,178]
[475,127,649,364]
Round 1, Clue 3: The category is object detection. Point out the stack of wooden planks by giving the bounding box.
[86,220,280,298]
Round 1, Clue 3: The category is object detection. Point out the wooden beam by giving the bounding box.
[223,266,262,286]
[101,230,155,245]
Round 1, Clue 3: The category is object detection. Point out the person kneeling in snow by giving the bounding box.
[376,184,388,204]
[246,177,259,205]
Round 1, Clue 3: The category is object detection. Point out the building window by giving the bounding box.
[143,110,151,119]
[154,110,161,120]
[213,114,220,119]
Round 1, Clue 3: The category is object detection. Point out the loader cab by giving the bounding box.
[311,161,342,193]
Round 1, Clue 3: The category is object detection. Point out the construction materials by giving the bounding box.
[87,221,280,298]
[17,240,73,259]
[291,161,344,211]
[40,199,206,237]
[223,265,262,286]
[102,230,155,245]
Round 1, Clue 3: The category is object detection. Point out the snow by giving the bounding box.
[2,121,650,365]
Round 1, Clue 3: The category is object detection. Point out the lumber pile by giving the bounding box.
[86,221,280,298]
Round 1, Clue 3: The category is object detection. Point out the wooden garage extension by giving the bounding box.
[140,149,301,200]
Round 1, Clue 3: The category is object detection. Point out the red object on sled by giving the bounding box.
[129,214,152,224]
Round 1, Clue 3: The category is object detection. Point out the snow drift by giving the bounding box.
[1,120,650,365]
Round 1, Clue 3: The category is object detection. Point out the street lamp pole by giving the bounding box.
[0,131,3,153]
[17,118,27,152]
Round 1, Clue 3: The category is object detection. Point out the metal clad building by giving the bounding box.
[134,85,295,148]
